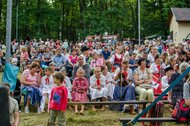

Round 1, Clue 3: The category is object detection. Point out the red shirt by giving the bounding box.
[49,85,68,111]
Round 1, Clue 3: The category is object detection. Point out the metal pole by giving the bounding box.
[5,0,12,63]
[138,0,141,45]
[16,2,18,40]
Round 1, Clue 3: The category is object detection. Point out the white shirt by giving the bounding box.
[147,53,155,63]
[40,75,55,94]
[90,75,106,89]
[161,75,170,91]
[114,67,133,81]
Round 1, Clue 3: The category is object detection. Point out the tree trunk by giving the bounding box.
[0,0,2,21]
[135,0,138,42]
[37,0,41,36]
[61,0,64,41]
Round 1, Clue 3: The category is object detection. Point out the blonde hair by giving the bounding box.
[77,67,85,74]
[21,47,27,52]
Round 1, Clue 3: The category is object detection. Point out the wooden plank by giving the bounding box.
[119,118,176,123]
[68,100,169,105]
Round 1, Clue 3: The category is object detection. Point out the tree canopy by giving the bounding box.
[0,0,189,41]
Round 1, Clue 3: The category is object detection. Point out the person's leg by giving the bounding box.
[40,94,47,112]
[74,105,79,114]
[168,91,172,101]
[124,85,136,101]
[147,89,154,102]
[136,87,147,112]
[91,99,96,111]
[80,105,85,114]
[57,111,66,126]
[49,110,57,126]
[139,88,147,101]
[101,97,107,111]
[68,99,72,110]
[145,89,154,126]
[125,85,136,114]
[25,98,30,113]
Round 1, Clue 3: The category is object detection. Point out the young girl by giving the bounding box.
[101,65,115,100]
[72,68,89,114]
[60,67,72,109]
[40,67,55,113]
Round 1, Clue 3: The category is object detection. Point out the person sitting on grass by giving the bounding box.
[90,66,108,111]
[3,83,19,126]
[40,67,55,113]
[72,68,89,114]
[48,72,68,126]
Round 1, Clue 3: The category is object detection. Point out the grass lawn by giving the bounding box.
[0,73,184,126]
[19,107,183,126]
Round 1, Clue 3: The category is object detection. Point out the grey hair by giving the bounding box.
[179,62,190,73]
[59,67,66,73]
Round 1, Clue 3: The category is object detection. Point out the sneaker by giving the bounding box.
[25,107,29,113]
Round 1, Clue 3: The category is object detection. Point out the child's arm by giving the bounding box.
[61,88,68,112]
[48,88,54,111]
[67,77,72,91]
[82,78,89,91]
[72,79,77,91]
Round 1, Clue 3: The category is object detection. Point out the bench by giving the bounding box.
[68,100,169,109]
[119,118,177,126]
[120,117,176,123]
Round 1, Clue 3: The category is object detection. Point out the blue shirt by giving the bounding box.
[129,59,138,72]
[53,54,66,67]
[101,50,111,60]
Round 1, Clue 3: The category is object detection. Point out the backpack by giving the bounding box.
[172,99,190,122]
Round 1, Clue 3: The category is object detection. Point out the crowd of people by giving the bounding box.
[1,36,190,126]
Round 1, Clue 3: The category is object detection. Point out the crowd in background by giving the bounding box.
[1,36,190,125]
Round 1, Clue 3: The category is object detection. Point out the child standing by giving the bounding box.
[72,68,89,114]
[48,72,68,126]
[40,67,55,113]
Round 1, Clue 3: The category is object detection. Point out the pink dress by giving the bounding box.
[72,77,89,102]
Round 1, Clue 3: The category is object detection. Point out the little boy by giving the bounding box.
[161,67,174,101]
[48,72,68,126]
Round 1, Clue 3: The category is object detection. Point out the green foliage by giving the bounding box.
[0,0,189,41]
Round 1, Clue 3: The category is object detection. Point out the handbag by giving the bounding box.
[172,98,190,122]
